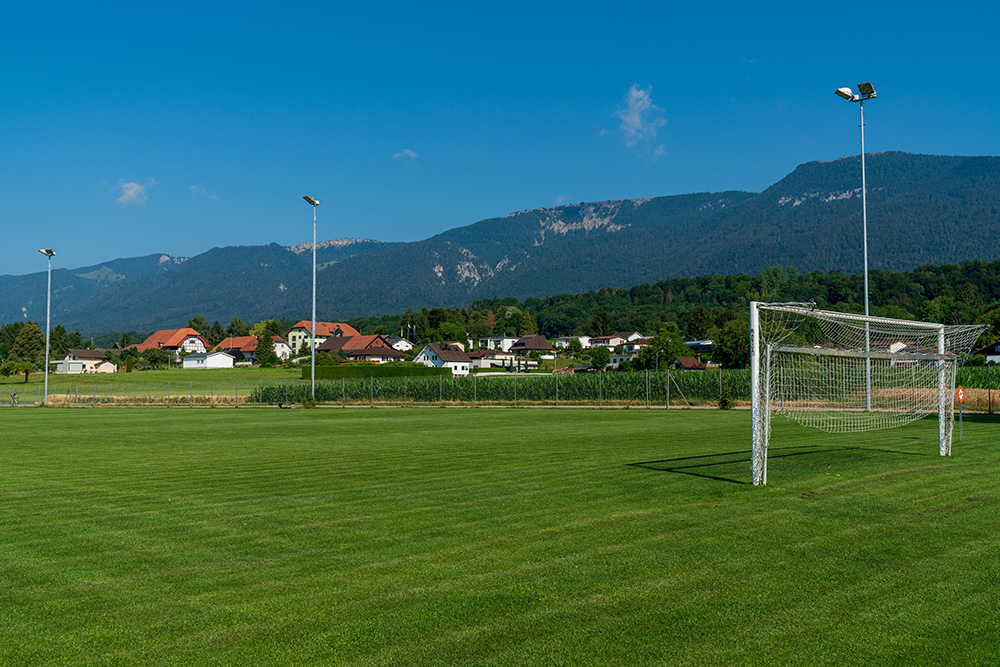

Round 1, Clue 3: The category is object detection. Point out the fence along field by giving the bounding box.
[6,366,1000,409]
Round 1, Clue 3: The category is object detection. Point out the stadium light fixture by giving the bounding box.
[835,80,877,409]
[38,248,56,405]
[303,196,320,400]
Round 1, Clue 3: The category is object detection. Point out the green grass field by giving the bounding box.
[2,408,999,665]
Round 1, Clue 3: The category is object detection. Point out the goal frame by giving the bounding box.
[750,301,966,486]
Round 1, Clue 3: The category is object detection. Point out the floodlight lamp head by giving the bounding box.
[38,248,55,257]
[303,195,319,206]
[857,81,876,98]
[835,87,855,101]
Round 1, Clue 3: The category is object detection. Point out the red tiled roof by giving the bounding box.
[317,334,389,353]
[288,321,360,338]
[673,356,707,370]
[137,328,207,352]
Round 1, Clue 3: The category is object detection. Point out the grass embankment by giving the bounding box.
[1,409,999,664]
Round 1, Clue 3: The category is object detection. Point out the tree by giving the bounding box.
[519,310,537,336]
[140,348,171,370]
[483,309,497,335]
[685,305,713,340]
[227,317,250,338]
[590,345,610,371]
[188,315,209,337]
[714,318,751,369]
[634,323,689,370]
[587,311,614,337]
[10,322,45,380]
[255,334,278,367]
[208,321,226,347]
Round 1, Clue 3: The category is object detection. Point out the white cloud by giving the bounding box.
[614,84,667,158]
[555,194,570,205]
[190,185,220,201]
[117,179,156,207]
[393,148,419,160]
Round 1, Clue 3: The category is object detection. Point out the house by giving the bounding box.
[182,351,235,370]
[684,339,714,356]
[478,336,520,352]
[213,335,293,363]
[286,321,361,353]
[555,335,591,349]
[622,337,650,354]
[468,348,516,369]
[55,349,117,374]
[509,334,556,357]
[974,341,1000,364]
[414,342,472,376]
[386,337,414,352]
[317,334,405,364]
[137,328,208,358]
[590,334,627,351]
[346,347,407,363]
[670,356,707,371]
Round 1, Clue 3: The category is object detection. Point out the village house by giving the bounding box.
[213,335,292,363]
[317,334,405,363]
[414,342,472,376]
[509,334,556,357]
[54,349,117,374]
[136,328,208,359]
[286,321,361,353]
[555,335,591,349]
[478,336,520,352]
[182,351,236,370]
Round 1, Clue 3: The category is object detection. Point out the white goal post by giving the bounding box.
[750,302,985,486]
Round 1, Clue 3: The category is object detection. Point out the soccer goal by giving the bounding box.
[750,302,985,486]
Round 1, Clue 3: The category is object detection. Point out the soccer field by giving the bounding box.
[2,408,999,665]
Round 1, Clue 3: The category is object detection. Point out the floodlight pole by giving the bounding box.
[39,248,55,406]
[836,82,876,411]
[303,196,320,400]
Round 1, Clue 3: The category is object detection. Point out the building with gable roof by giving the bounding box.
[136,328,208,358]
[213,335,292,363]
[413,342,472,376]
[286,321,361,353]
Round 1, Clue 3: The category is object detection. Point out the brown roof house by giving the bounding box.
[509,334,556,356]
[670,356,707,371]
[286,321,361,353]
[414,342,472,376]
[54,349,117,374]
[317,334,405,363]
[136,328,208,358]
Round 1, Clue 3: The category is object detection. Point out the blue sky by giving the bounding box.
[3,1,999,276]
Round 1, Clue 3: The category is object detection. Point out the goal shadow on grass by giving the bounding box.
[629,444,930,485]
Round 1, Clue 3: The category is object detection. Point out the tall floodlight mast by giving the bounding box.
[835,81,877,410]
[303,196,320,400]
[39,248,56,406]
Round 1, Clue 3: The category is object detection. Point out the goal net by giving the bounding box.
[750,302,985,486]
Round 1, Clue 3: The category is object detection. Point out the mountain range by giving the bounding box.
[3,151,1000,334]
